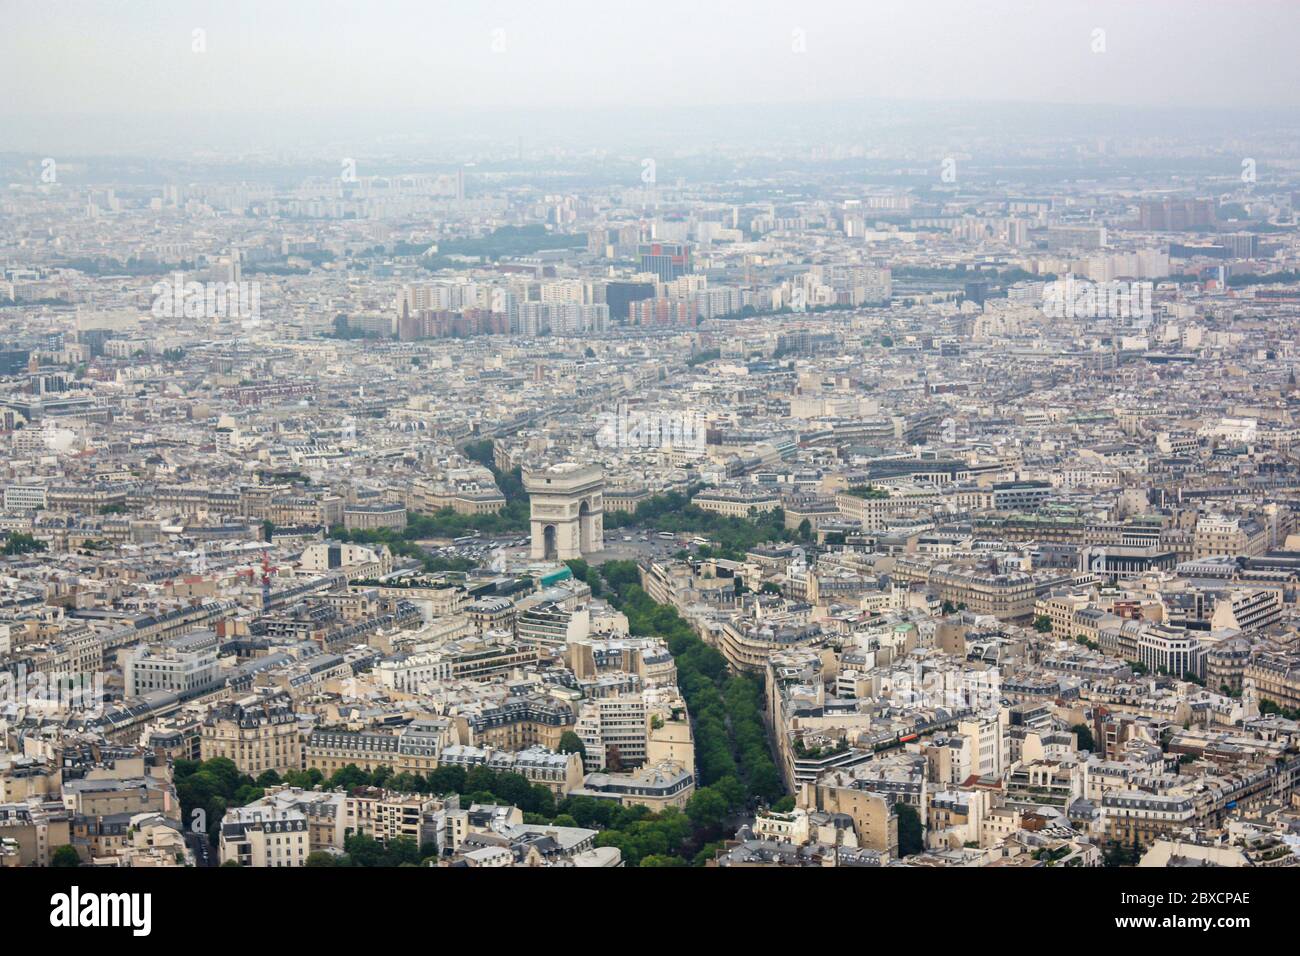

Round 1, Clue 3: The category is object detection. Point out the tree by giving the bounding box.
[558,731,586,760]
[325,764,370,792]
[3,533,47,556]
[464,765,498,796]
[427,764,466,795]
[692,841,726,866]
[528,785,556,818]
[895,802,924,857]
[1033,615,1053,633]
[564,559,603,596]
[175,756,264,849]
[685,787,729,831]
[797,518,812,542]
[51,845,80,867]
[283,768,324,790]
[197,757,242,795]
[1071,723,1096,752]
[606,745,624,772]
[492,772,533,808]
[1102,838,1141,867]
[233,783,264,806]
[254,770,282,789]
[385,836,422,866]
[591,558,794,840]
[343,834,386,867]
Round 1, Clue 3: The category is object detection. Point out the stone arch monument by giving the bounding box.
[523,463,604,560]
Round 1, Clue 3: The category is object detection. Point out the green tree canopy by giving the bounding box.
[558,731,587,759]
[895,802,924,857]
[51,845,80,867]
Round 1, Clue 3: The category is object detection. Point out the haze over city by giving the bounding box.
[4,0,1300,154]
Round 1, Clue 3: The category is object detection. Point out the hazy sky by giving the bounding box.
[2,0,1299,157]
[4,0,1299,116]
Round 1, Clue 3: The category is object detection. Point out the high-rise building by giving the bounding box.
[638,241,691,281]
[604,281,656,321]
[1139,198,1216,230]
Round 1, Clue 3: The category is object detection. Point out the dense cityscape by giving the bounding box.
[0,9,1297,926]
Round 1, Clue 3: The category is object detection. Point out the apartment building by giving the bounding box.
[341,504,407,531]
[1244,650,1300,712]
[305,719,453,777]
[570,761,695,811]
[717,619,823,674]
[437,744,584,796]
[219,807,311,867]
[807,775,900,858]
[574,695,649,772]
[0,801,72,867]
[929,564,1038,622]
[1193,515,1268,559]
[345,787,439,846]
[465,696,576,752]
[122,628,220,698]
[1210,588,1283,633]
[200,693,303,776]
[692,485,781,518]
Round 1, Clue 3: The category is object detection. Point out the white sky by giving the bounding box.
[3,0,1298,119]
